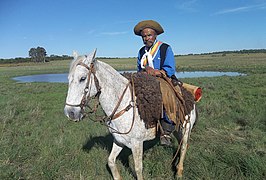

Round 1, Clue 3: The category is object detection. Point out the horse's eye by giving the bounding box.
[80,76,86,82]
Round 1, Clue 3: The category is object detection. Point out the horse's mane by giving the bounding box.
[96,60,129,84]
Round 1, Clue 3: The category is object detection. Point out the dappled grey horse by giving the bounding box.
[64,49,197,179]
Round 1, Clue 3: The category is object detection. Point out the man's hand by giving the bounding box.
[145,66,162,77]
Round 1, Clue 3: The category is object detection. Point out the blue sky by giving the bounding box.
[0,0,266,58]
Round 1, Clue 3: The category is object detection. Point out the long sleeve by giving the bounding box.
[161,46,176,77]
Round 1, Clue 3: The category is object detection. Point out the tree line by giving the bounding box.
[0,47,72,64]
[1,48,266,64]
[175,49,266,57]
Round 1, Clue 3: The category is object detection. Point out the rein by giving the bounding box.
[104,75,137,134]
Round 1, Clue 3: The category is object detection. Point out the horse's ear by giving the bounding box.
[84,49,97,64]
[92,48,97,61]
[92,48,97,62]
[73,51,78,60]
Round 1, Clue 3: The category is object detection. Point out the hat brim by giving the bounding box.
[134,20,164,36]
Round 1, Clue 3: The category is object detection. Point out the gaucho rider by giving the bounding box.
[134,20,181,146]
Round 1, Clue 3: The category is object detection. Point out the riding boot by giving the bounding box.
[160,119,175,147]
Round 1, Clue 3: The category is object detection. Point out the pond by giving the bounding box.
[12,71,246,83]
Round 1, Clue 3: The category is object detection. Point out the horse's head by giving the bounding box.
[64,49,99,121]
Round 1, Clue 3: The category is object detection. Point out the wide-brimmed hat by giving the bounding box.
[134,20,164,36]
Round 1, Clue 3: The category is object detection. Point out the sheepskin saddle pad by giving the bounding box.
[123,72,162,128]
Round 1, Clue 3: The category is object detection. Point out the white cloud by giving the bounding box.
[214,3,266,15]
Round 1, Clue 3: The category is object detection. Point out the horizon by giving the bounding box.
[1,48,266,60]
[1,0,266,59]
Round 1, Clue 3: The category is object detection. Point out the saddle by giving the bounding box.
[123,72,194,129]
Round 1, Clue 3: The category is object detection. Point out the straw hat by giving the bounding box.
[134,20,164,36]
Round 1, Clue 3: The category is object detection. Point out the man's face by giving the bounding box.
[141,28,157,48]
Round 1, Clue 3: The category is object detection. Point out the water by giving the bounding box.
[12,71,245,83]
[176,71,244,78]
[12,73,69,83]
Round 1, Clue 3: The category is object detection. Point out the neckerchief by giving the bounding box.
[142,41,162,68]
[149,41,162,57]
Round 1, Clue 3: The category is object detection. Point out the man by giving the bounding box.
[134,20,176,146]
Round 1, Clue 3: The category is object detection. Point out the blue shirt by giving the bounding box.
[137,42,176,77]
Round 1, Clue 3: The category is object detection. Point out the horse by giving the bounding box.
[64,49,198,180]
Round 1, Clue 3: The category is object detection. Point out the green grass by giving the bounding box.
[0,53,265,179]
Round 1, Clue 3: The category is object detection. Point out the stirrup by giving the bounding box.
[160,134,172,147]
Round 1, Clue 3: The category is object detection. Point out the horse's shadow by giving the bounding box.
[82,133,163,177]
[82,132,183,178]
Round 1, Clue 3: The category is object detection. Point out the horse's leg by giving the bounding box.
[108,142,123,180]
[176,121,191,177]
[131,140,144,180]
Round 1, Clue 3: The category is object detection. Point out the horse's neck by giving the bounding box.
[96,61,131,116]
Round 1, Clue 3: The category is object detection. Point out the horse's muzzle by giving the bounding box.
[64,105,84,122]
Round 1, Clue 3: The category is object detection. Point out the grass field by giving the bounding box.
[0,53,265,179]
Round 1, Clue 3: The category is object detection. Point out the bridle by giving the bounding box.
[65,60,137,134]
[65,61,101,111]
